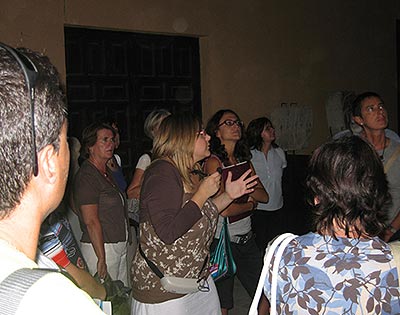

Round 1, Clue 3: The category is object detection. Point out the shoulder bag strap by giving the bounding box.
[138,245,164,279]
[248,233,297,315]
[270,234,298,315]
[0,268,57,315]
[384,146,400,174]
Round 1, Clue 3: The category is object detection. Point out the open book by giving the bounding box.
[221,161,252,223]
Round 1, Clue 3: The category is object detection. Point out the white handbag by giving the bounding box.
[248,233,297,315]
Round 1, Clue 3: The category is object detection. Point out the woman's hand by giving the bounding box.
[197,171,221,199]
[97,259,107,280]
[225,169,259,200]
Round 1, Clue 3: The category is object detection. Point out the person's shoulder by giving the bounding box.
[385,129,400,143]
[114,154,122,167]
[18,272,104,314]
[204,155,222,172]
[77,160,93,172]
[273,147,287,164]
[136,153,151,169]
[147,159,178,176]
[74,160,100,182]
[140,152,151,162]
[332,129,352,140]
[250,148,262,157]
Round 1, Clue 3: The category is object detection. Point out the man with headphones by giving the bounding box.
[0,43,104,314]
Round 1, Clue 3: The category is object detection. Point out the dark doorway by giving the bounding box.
[64,27,202,179]
[397,20,400,132]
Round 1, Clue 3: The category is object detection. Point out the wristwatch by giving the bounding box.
[388,225,397,234]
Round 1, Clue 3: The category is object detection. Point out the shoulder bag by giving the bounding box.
[209,217,237,281]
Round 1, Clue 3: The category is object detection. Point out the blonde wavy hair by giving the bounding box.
[152,114,201,190]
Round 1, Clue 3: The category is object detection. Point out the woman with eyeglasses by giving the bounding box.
[204,109,269,315]
[73,122,130,286]
[131,113,258,315]
[246,117,287,251]
[351,92,400,243]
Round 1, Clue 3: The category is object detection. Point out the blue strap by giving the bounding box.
[0,268,56,315]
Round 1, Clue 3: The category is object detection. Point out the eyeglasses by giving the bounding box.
[0,43,39,176]
[218,119,243,128]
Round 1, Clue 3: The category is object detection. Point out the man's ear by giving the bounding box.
[36,145,57,184]
[353,115,364,126]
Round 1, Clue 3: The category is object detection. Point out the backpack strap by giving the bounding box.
[0,268,58,315]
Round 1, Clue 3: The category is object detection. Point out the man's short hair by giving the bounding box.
[0,44,67,217]
[351,91,383,118]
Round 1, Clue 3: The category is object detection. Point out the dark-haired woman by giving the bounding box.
[246,117,287,251]
[258,136,400,314]
[204,109,268,315]
[73,122,130,286]
[351,92,400,242]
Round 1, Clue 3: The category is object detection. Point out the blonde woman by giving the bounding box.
[131,114,258,315]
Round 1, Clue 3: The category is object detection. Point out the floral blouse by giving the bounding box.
[264,232,400,315]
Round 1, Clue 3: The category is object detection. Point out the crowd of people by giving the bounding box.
[0,42,400,315]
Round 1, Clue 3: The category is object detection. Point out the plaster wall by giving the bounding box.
[1,0,399,153]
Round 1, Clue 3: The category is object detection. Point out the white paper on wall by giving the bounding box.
[325,91,355,137]
[271,103,313,151]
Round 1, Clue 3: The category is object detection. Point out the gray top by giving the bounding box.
[382,140,400,223]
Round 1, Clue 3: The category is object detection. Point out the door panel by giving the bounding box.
[65,27,201,180]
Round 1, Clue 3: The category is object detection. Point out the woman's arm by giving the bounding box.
[258,292,270,315]
[144,162,203,244]
[249,162,269,203]
[126,168,144,199]
[80,204,107,279]
[127,153,151,199]
[64,263,107,300]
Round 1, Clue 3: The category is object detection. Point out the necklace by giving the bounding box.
[88,158,109,178]
[379,137,387,161]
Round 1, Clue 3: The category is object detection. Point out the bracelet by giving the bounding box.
[388,225,397,234]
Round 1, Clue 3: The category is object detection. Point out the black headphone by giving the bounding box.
[0,43,39,176]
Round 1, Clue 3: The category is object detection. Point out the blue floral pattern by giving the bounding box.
[264,233,400,314]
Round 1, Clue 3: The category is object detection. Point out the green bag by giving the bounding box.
[209,217,236,281]
[94,273,131,315]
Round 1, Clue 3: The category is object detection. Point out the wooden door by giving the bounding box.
[64,27,201,180]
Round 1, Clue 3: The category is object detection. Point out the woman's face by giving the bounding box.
[111,123,120,149]
[261,122,276,144]
[90,128,115,161]
[215,112,243,143]
[193,129,211,163]
[354,96,388,131]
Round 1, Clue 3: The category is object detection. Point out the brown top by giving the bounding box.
[131,159,218,303]
[73,160,128,243]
